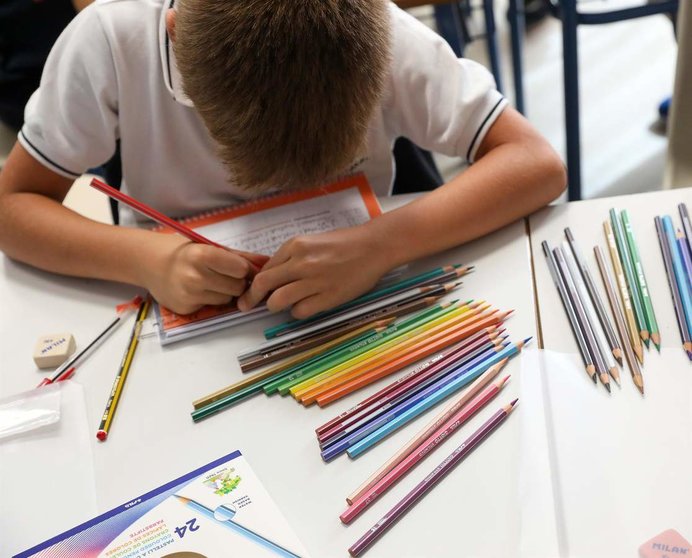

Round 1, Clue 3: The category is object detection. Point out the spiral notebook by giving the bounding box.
[153,174,382,344]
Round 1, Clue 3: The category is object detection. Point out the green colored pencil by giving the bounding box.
[621,210,660,350]
[263,264,467,339]
[266,302,464,395]
[610,209,650,347]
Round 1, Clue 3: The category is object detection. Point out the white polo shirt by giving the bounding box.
[19,0,506,225]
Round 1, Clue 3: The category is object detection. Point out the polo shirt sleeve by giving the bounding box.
[18,6,119,179]
[384,6,507,163]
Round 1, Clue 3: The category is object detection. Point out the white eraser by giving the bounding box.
[33,333,76,369]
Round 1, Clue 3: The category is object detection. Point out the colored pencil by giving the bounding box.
[561,240,620,386]
[621,210,661,350]
[317,334,503,446]
[262,302,462,395]
[554,247,611,392]
[564,228,622,365]
[37,296,142,388]
[243,281,459,355]
[290,304,485,400]
[542,241,597,383]
[96,297,151,441]
[345,339,527,459]
[341,374,510,524]
[314,327,500,438]
[604,220,644,365]
[347,400,518,557]
[263,264,472,339]
[239,296,443,370]
[654,217,692,359]
[175,496,300,558]
[90,178,267,272]
[679,203,692,260]
[312,310,510,407]
[663,216,692,341]
[594,247,644,395]
[678,231,692,289]
[193,321,386,409]
[319,344,506,460]
[345,359,507,505]
[610,209,649,346]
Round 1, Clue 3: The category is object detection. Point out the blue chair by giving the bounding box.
[550,0,678,200]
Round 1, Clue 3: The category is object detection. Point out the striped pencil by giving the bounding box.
[621,210,660,351]
[344,339,528,459]
[317,334,503,446]
[604,220,643,365]
[315,327,500,439]
[654,217,692,359]
[594,247,644,394]
[542,241,597,383]
[312,311,511,407]
[341,373,510,524]
[319,344,507,460]
[345,359,508,506]
[347,400,518,557]
[677,231,692,289]
[679,204,692,260]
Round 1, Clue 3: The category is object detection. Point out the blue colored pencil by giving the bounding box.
[663,216,692,340]
[320,344,504,461]
[345,338,530,459]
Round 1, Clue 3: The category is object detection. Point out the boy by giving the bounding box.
[0,0,565,319]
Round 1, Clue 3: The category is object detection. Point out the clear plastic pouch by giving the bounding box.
[0,383,61,440]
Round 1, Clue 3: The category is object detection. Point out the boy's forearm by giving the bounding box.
[0,191,152,285]
[368,139,566,270]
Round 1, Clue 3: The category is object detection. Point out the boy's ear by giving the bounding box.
[166,9,176,42]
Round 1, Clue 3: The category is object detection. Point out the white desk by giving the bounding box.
[0,196,537,557]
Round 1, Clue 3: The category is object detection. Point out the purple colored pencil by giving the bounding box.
[315,327,499,438]
[320,345,504,461]
[319,343,507,456]
[318,334,504,446]
[348,399,518,557]
[677,233,692,291]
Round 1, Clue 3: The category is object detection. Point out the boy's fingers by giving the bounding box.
[265,280,320,313]
[201,269,248,297]
[199,290,235,307]
[237,263,298,310]
[290,294,326,320]
[203,247,251,278]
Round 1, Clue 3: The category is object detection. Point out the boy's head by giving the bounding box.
[172,0,391,191]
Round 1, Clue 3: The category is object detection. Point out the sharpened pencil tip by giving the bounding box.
[605,383,611,394]
[523,336,533,345]
[500,374,511,386]
[510,398,519,407]
[592,374,598,384]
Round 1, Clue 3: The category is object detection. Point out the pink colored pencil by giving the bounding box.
[348,399,518,557]
[317,331,503,446]
[314,327,501,438]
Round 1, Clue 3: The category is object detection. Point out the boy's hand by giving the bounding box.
[139,233,253,315]
[237,225,391,319]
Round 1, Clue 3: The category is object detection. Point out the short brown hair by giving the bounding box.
[174,0,391,191]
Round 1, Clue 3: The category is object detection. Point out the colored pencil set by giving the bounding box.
[192,264,494,421]
[655,204,692,360]
[327,356,522,555]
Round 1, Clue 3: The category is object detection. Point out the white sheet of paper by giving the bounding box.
[519,348,692,558]
[0,381,97,557]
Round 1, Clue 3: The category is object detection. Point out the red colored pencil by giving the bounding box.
[90,178,268,272]
[348,399,518,557]
[341,374,510,524]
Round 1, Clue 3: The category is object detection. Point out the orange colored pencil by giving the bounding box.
[313,310,511,407]
[291,304,487,401]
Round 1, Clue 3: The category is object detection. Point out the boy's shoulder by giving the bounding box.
[84,0,164,30]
